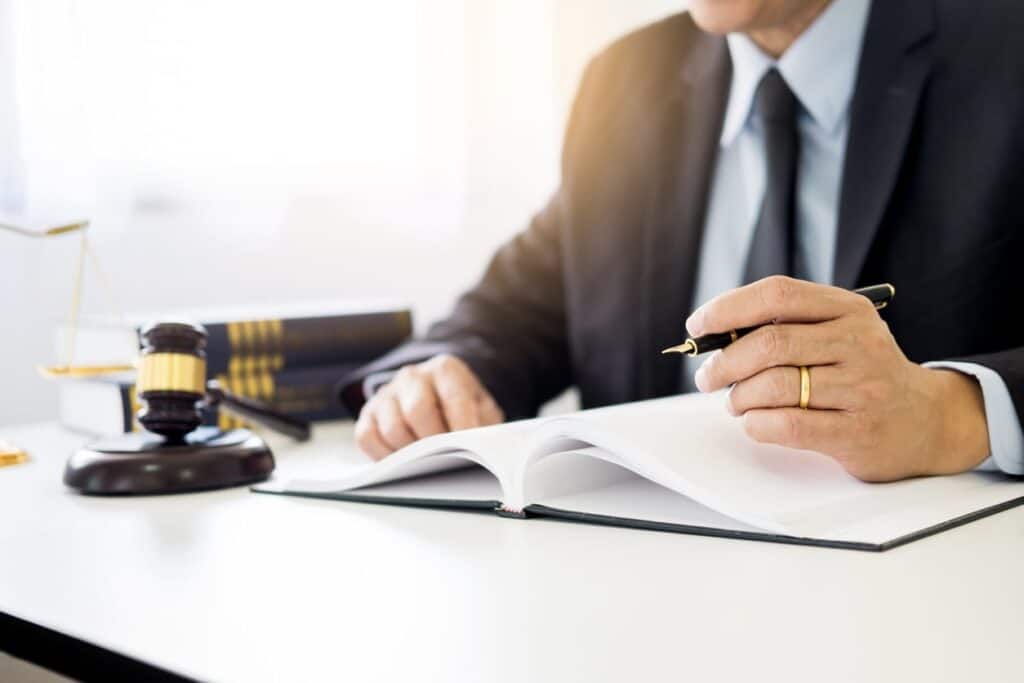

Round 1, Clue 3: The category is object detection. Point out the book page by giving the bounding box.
[258,392,1023,545]
[308,458,504,505]
[256,418,539,504]
[524,448,763,533]
[519,393,1024,543]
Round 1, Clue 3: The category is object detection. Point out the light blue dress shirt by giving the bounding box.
[683,0,1024,474]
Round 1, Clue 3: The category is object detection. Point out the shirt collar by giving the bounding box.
[719,0,872,146]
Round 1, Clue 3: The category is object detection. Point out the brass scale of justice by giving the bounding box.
[4,220,310,495]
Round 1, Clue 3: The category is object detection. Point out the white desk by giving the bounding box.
[1,421,1022,683]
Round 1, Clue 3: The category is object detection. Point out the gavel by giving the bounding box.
[64,321,310,495]
[136,321,311,443]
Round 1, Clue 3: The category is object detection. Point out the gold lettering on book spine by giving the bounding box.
[245,323,258,376]
[239,321,253,368]
[215,374,239,430]
[252,319,268,374]
[269,318,284,371]
[250,321,262,374]
[262,319,274,374]
[260,369,274,402]
[245,369,259,402]
[227,322,241,353]
[227,322,242,377]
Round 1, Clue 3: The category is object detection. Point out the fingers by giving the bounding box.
[354,412,393,461]
[742,408,852,455]
[686,276,875,337]
[396,370,447,439]
[353,354,505,460]
[374,394,417,451]
[430,355,489,431]
[695,320,848,392]
[727,365,849,415]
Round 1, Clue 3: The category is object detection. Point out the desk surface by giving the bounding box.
[1,421,1022,683]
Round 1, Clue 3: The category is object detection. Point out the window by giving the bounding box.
[0,0,678,423]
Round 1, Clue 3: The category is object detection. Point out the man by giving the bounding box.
[344,0,1024,482]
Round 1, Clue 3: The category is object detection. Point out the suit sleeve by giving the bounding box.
[340,196,571,420]
[339,60,606,420]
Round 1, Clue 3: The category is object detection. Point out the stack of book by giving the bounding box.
[56,303,412,436]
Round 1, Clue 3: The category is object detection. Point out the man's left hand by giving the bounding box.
[687,276,991,482]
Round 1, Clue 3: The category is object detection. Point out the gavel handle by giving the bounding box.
[206,381,312,442]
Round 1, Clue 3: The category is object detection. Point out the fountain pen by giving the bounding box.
[661,283,895,357]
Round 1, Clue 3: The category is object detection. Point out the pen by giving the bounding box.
[661,283,895,357]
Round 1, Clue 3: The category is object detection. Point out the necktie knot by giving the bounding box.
[755,68,798,125]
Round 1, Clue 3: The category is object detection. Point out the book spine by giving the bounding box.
[200,310,412,376]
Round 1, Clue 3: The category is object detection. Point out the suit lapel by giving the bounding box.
[642,32,731,398]
[833,0,936,288]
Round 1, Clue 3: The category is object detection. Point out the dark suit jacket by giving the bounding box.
[343,1,1024,427]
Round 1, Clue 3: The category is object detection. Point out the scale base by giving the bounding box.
[64,427,275,495]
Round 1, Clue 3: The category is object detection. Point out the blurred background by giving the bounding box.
[0,0,681,425]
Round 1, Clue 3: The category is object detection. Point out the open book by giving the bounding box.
[253,393,1024,551]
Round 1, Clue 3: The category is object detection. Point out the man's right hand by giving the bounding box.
[354,354,505,460]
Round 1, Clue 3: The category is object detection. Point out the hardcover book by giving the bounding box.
[254,392,1024,552]
[57,301,412,375]
[57,363,360,436]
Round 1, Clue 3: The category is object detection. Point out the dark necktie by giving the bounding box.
[742,68,800,283]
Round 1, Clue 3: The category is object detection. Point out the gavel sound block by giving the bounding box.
[64,322,309,495]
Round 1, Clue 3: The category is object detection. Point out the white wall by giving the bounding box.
[0,0,682,426]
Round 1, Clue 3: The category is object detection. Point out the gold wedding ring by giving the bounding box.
[798,366,811,410]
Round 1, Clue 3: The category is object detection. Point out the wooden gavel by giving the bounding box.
[136,321,311,443]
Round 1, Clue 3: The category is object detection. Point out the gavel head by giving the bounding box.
[136,322,208,443]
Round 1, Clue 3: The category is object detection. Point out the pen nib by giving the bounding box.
[661,340,696,356]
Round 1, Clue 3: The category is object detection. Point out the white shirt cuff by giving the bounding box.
[924,361,1024,475]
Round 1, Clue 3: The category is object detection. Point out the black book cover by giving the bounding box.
[252,487,1024,553]
[203,310,412,375]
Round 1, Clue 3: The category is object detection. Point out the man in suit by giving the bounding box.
[344,0,1024,482]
